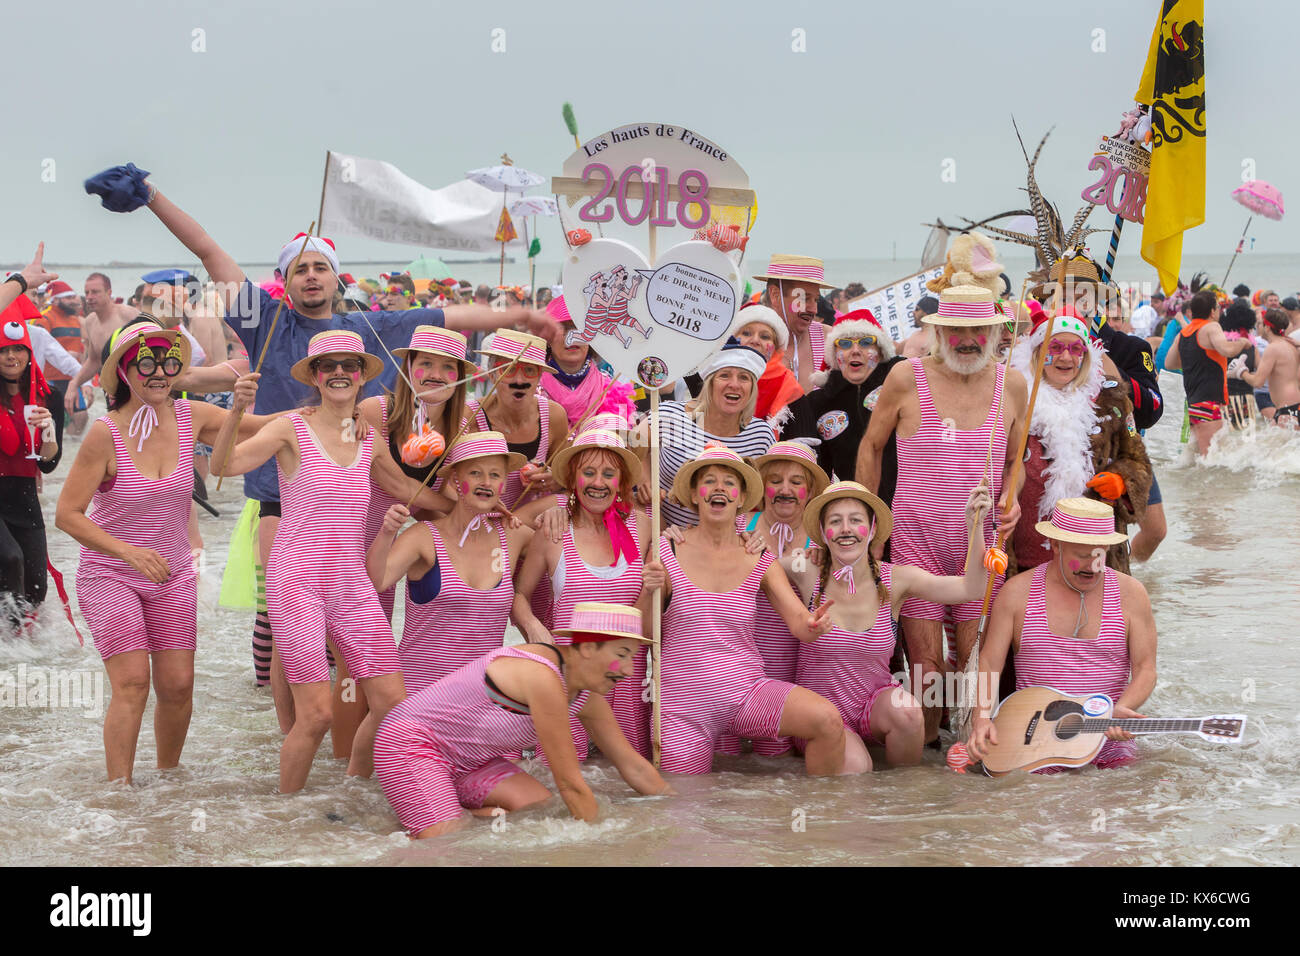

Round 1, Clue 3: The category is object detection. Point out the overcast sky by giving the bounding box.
[2,0,1294,273]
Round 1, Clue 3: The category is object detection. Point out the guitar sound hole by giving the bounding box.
[1054,714,1084,740]
[1044,700,1084,721]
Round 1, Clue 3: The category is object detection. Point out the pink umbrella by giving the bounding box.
[1232,180,1284,220]
[1223,180,1285,285]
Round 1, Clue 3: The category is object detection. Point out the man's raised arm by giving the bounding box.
[144,187,246,311]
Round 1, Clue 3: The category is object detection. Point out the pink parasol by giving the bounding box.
[1223,180,1285,285]
[1231,180,1284,220]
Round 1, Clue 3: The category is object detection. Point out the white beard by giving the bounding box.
[935,331,1000,375]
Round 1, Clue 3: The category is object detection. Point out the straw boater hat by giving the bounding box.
[290,329,383,386]
[102,318,191,392]
[753,440,830,499]
[803,480,893,549]
[551,602,650,644]
[476,328,549,368]
[752,254,835,290]
[922,280,999,328]
[435,430,528,478]
[1035,498,1129,545]
[550,428,642,487]
[393,325,469,369]
[671,444,764,512]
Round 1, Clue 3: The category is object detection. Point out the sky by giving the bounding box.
[2,0,1295,276]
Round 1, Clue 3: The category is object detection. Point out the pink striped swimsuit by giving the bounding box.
[76,401,198,660]
[797,564,901,746]
[892,359,1006,622]
[399,520,513,694]
[266,415,399,684]
[550,513,647,758]
[658,538,795,774]
[1014,563,1137,770]
[474,392,550,509]
[375,644,590,832]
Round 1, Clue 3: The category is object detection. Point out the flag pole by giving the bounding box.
[317,151,331,238]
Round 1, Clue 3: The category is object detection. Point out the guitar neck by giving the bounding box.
[1080,718,1203,734]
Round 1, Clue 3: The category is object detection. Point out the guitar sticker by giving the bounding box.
[1083,694,1111,716]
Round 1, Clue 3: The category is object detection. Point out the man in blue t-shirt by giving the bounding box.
[132,180,558,713]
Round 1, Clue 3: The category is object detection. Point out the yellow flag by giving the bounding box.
[494,206,517,244]
[1134,0,1206,294]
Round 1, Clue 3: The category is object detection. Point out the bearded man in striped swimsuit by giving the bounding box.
[855,282,1027,744]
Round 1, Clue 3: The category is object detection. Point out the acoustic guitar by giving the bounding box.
[979,685,1246,776]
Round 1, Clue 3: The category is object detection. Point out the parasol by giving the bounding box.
[404,255,452,279]
[1224,180,1284,285]
[509,197,558,305]
[466,154,545,286]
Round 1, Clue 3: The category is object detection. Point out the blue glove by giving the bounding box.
[84,163,152,212]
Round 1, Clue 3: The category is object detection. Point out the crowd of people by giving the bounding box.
[2,165,1295,839]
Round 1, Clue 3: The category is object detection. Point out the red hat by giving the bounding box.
[46,280,77,298]
[812,308,894,387]
[0,304,52,457]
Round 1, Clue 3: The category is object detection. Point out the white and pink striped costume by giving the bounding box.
[550,513,646,759]
[1015,562,1137,770]
[658,539,795,774]
[76,401,198,659]
[474,392,551,510]
[266,415,399,684]
[796,564,901,746]
[363,396,399,619]
[374,644,589,832]
[399,520,513,694]
[892,358,1006,622]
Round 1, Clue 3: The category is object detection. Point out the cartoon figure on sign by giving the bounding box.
[567,266,653,350]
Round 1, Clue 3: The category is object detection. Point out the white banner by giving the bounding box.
[845,266,944,343]
[319,151,523,253]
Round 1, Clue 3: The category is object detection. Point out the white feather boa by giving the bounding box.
[1010,330,1107,520]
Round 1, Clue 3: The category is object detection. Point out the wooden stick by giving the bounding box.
[215,222,315,491]
[650,386,662,769]
[317,152,331,238]
[403,357,519,510]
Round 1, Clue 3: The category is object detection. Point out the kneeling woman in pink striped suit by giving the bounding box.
[374,602,672,838]
[210,330,446,793]
[646,444,854,776]
[57,321,279,784]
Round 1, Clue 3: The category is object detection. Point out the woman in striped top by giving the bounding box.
[647,445,852,776]
[631,340,774,527]
[209,331,448,793]
[373,603,671,837]
[785,480,991,770]
[366,432,533,694]
[56,322,276,784]
[968,498,1158,771]
[512,428,659,758]
[471,329,569,510]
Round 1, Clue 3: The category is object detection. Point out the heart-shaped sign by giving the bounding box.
[562,238,740,389]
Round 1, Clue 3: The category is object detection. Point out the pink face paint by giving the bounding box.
[766,486,777,498]
[459,481,470,496]
[413,367,426,381]
[699,486,710,499]
[1068,559,1082,572]
[349,370,361,382]
[976,334,987,346]
[607,662,622,675]
[856,524,870,537]
[948,335,961,347]
[727,487,739,499]
[795,486,808,500]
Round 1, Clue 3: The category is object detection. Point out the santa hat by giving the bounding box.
[810,309,895,387]
[277,233,339,277]
[0,304,52,457]
[1027,304,1092,348]
[46,281,77,299]
[731,304,789,350]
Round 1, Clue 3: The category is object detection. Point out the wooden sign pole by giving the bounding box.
[650,384,662,769]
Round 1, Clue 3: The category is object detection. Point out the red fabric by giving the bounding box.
[0,307,50,459]
[601,500,640,568]
[755,350,803,419]
[834,309,881,329]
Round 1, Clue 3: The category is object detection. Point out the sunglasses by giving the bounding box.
[311,358,364,374]
[131,347,183,377]
[1047,340,1088,358]
[494,361,541,379]
[834,336,879,351]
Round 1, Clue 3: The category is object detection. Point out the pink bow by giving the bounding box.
[832,564,857,595]
[603,500,639,567]
[458,513,499,547]
[127,403,159,453]
[769,521,794,558]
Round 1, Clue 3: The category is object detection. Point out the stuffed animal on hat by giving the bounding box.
[926,232,1004,299]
